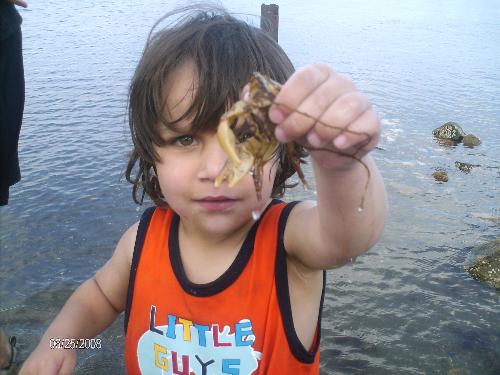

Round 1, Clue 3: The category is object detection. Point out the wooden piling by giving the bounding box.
[0,329,10,368]
[260,4,279,42]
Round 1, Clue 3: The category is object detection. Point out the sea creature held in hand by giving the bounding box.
[215,72,307,200]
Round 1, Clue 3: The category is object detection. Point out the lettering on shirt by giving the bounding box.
[136,305,261,374]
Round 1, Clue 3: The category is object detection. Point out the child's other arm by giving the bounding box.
[19,222,138,375]
[269,64,388,269]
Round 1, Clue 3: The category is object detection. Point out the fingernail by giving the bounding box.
[269,106,285,124]
[307,132,322,148]
[334,134,349,149]
[275,127,288,143]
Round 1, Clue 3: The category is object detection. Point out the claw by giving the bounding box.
[216,117,241,164]
[214,147,254,187]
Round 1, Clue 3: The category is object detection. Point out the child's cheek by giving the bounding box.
[155,162,189,194]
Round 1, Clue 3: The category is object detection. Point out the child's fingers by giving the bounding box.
[271,65,357,143]
[333,108,380,154]
[273,64,331,113]
[277,72,355,144]
[269,64,338,127]
[308,91,370,147]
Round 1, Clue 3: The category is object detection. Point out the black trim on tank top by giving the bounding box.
[169,199,282,297]
[124,206,156,333]
[275,201,326,363]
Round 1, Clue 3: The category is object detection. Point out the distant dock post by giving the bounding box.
[260,4,279,42]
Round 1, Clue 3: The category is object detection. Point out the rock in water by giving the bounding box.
[455,161,477,174]
[432,169,448,182]
[462,134,481,147]
[466,239,500,290]
[432,122,466,142]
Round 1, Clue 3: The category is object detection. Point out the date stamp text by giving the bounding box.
[49,338,102,350]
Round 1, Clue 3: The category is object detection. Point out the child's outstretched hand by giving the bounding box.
[269,64,380,170]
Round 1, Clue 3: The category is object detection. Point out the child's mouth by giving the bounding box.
[196,196,238,211]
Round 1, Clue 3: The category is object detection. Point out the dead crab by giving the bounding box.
[214,72,307,200]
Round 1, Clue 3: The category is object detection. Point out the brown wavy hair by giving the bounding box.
[125,5,307,207]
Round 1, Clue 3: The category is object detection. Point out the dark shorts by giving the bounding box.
[0,28,25,205]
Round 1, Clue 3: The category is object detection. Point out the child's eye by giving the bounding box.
[174,135,196,146]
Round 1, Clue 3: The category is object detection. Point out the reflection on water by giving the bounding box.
[1,0,499,374]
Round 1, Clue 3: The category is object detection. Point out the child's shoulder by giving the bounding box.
[112,221,140,266]
[282,199,327,269]
[283,199,316,229]
[116,205,164,264]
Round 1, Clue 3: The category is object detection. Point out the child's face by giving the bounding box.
[154,61,277,236]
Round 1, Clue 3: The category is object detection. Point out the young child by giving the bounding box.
[20,6,387,375]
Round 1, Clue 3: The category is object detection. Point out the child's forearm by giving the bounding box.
[38,277,121,346]
[313,154,387,259]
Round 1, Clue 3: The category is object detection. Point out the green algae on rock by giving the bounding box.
[466,239,500,290]
[432,122,466,142]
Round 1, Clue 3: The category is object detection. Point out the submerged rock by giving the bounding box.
[432,122,466,142]
[471,212,500,224]
[435,138,459,147]
[455,161,479,174]
[466,239,500,290]
[432,169,448,182]
[462,134,481,147]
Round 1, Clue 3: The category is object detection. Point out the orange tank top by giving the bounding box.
[124,200,325,374]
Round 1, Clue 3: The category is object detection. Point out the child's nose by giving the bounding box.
[197,136,227,181]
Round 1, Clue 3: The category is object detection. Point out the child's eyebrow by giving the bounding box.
[158,121,193,135]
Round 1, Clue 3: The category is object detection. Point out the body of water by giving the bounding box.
[1,0,499,374]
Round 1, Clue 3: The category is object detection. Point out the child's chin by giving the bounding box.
[199,213,251,233]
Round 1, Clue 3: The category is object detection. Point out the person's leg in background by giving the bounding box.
[0,19,25,375]
[0,26,25,206]
[0,328,17,373]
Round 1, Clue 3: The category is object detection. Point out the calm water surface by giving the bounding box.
[1,0,499,374]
